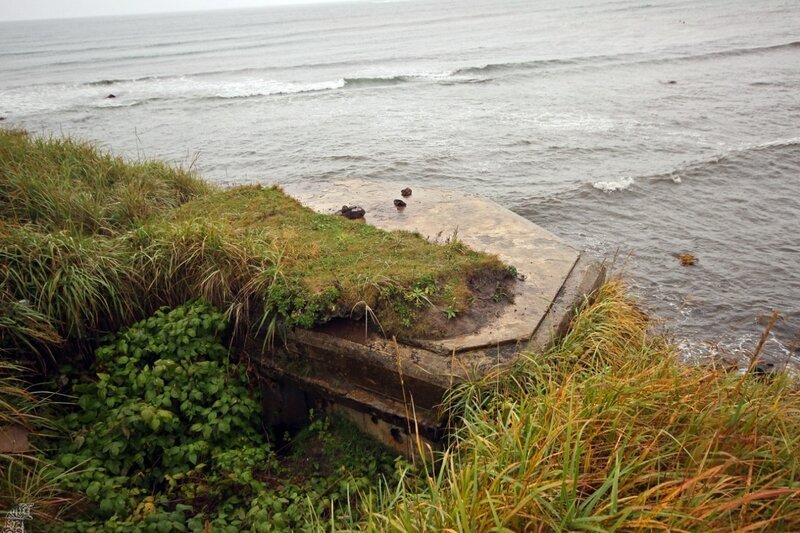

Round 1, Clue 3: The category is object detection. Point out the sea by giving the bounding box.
[1,0,798,367]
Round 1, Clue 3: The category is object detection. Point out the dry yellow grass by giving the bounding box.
[361,280,800,531]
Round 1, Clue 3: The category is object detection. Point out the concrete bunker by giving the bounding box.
[250,180,605,456]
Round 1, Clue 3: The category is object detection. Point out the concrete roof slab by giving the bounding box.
[283,180,580,353]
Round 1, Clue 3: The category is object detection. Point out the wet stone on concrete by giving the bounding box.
[252,180,605,457]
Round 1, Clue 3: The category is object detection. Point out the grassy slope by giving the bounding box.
[361,281,800,531]
[0,129,210,234]
[7,130,798,530]
[7,279,799,529]
[0,129,508,366]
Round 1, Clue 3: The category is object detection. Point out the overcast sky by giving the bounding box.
[0,0,354,22]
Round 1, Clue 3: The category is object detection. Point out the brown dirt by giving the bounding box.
[313,268,517,342]
[415,269,517,339]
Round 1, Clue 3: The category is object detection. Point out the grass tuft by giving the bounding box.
[0,129,210,235]
[0,362,73,525]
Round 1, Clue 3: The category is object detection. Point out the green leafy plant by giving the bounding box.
[51,300,274,531]
[47,300,404,531]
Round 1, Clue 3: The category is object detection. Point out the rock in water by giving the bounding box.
[106,94,116,99]
[338,205,366,219]
[753,361,777,378]
[401,187,412,197]
[394,199,407,208]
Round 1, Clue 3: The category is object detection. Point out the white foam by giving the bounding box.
[346,68,459,84]
[0,76,348,114]
[209,78,345,98]
[592,176,634,192]
[142,77,345,100]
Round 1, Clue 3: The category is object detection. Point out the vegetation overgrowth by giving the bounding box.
[3,279,799,530]
[44,301,402,531]
[0,129,509,368]
[3,130,799,531]
[360,280,800,530]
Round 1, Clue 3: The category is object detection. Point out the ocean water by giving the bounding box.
[1,0,798,366]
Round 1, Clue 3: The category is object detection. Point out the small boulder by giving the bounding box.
[394,199,406,208]
[338,205,366,219]
[106,93,116,99]
[401,187,412,197]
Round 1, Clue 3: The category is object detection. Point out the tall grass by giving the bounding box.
[0,227,138,350]
[0,129,210,235]
[361,280,800,530]
[125,218,281,336]
[0,362,73,525]
[0,129,210,367]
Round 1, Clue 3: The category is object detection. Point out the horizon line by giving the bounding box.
[0,0,383,24]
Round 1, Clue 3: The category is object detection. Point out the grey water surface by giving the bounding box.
[1,0,798,365]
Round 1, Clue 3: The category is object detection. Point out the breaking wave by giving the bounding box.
[583,137,800,195]
[592,176,635,192]
[2,70,496,114]
[29,37,798,105]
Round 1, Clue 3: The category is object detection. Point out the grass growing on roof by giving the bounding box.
[0,129,509,366]
[161,185,507,335]
[358,280,800,531]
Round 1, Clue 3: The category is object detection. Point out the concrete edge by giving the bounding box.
[257,356,445,451]
[527,252,608,353]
